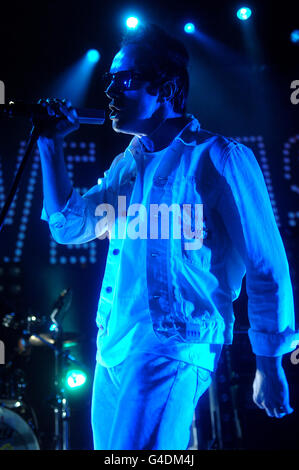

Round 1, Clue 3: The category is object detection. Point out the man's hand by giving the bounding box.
[252,355,294,418]
[37,98,80,140]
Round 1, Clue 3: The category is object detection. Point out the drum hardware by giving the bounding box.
[36,326,84,450]
[49,292,72,451]
[0,406,40,450]
[1,287,83,450]
[26,288,77,450]
[2,312,17,329]
[2,308,79,350]
[0,361,40,450]
[33,287,83,450]
[19,326,81,450]
[28,332,79,348]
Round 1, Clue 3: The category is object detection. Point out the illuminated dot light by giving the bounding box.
[283,135,299,227]
[232,136,280,227]
[49,142,100,265]
[49,239,57,264]
[0,161,5,212]
[9,149,40,260]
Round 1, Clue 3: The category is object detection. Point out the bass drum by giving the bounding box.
[0,406,40,450]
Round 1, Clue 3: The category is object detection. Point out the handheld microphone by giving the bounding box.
[0,101,105,125]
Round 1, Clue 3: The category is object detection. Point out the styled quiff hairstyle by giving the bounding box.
[120,23,189,114]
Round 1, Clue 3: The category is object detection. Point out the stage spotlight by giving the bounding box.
[184,23,195,34]
[290,30,299,44]
[126,17,139,29]
[65,369,87,389]
[87,49,100,63]
[87,49,100,64]
[237,7,252,20]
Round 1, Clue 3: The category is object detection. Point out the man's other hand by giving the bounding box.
[253,355,294,418]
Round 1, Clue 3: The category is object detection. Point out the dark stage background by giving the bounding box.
[0,0,298,450]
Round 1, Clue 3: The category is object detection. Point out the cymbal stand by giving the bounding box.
[50,323,70,450]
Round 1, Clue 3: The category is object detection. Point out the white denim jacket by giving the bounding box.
[41,115,298,357]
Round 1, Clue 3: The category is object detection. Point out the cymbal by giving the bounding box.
[28,332,79,348]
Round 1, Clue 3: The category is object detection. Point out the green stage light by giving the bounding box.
[65,369,87,389]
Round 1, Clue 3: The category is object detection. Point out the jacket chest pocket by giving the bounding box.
[177,177,212,270]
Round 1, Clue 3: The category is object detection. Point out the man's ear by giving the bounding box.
[158,80,177,103]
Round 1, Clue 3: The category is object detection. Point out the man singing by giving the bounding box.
[37,23,298,450]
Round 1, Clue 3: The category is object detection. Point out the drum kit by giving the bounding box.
[0,288,82,450]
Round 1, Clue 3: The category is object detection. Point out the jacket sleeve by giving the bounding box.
[41,153,123,244]
[217,142,299,356]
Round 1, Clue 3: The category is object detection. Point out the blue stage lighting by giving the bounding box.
[126,17,139,29]
[237,7,252,20]
[184,23,195,34]
[86,49,100,63]
[290,30,299,44]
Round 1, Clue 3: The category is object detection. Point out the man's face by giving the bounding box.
[105,45,163,136]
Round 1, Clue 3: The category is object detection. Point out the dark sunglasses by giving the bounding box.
[102,70,155,92]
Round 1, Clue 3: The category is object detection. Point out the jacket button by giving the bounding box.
[99,324,104,330]
[113,249,120,255]
[106,286,112,293]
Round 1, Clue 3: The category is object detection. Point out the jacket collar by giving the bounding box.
[127,114,201,155]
